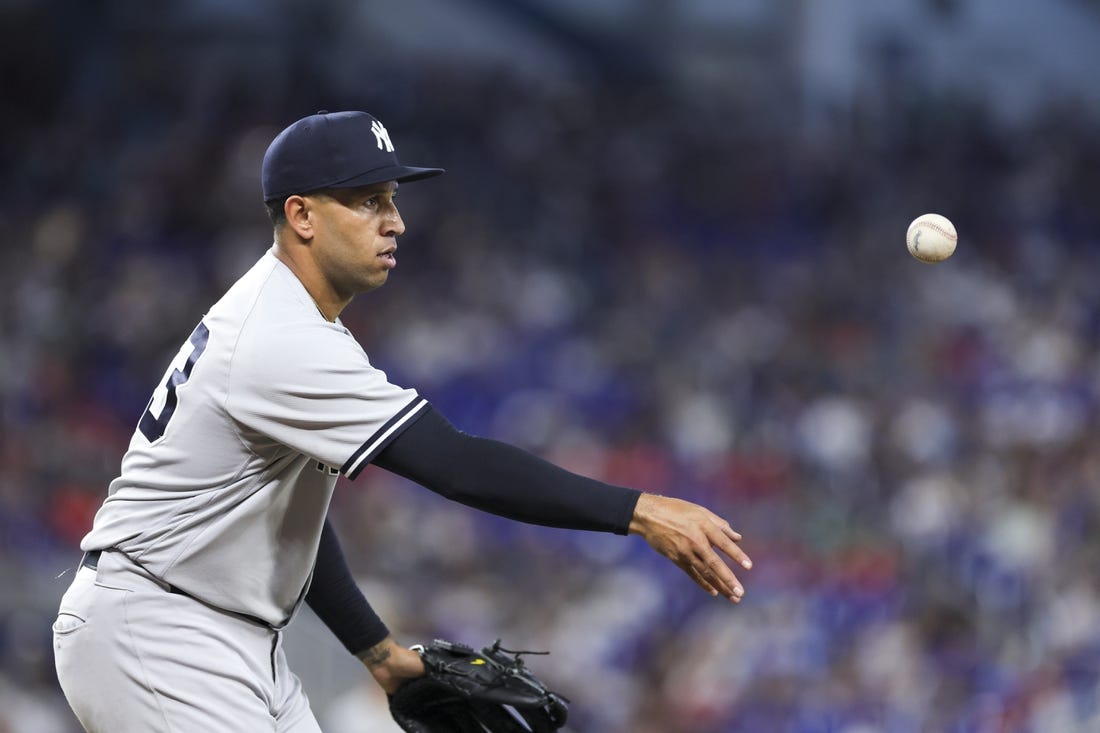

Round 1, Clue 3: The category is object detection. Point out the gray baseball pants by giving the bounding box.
[53,549,323,732]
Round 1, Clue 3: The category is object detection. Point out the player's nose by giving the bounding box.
[382,206,405,237]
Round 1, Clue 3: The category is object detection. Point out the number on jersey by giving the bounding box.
[138,322,210,442]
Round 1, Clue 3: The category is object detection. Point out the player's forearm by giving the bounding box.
[374,406,641,534]
[306,518,391,654]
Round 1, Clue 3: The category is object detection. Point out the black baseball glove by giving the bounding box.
[388,639,569,733]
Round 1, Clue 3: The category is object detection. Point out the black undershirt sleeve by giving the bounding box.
[310,405,640,658]
[306,517,389,657]
[373,405,641,534]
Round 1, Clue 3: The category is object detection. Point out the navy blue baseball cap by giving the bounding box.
[261,111,444,201]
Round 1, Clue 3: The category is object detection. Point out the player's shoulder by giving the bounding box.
[212,251,302,319]
[221,253,369,380]
[209,251,335,338]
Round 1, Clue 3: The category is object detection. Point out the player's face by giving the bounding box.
[305,182,405,297]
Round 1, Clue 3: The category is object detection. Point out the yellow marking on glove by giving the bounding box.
[471,658,486,665]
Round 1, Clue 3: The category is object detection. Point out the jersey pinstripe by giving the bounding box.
[81,249,426,626]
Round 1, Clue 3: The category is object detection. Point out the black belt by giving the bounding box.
[81,550,101,570]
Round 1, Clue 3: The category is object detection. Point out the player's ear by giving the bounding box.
[284,195,315,241]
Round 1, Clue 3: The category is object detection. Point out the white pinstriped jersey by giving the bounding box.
[81,248,427,626]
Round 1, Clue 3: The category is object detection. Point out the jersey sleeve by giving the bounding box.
[225,319,427,479]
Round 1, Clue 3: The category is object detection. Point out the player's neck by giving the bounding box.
[271,245,348,322]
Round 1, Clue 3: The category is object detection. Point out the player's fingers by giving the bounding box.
[708,523,752,570]
[692,544,744,602]
[682,562,719,598]
[689,559,737,603]
[710,516,742,543]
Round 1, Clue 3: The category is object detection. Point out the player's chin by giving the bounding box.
[360,270,390,292]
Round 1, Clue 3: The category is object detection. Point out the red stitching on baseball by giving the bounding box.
[916,223,957,241]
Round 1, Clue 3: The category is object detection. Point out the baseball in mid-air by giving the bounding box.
[906,213,957,263]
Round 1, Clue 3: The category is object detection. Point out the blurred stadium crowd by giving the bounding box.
[3,5,1100,733]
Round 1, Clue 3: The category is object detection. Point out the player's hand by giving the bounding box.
[359,636,426,694]
[628,493,752,603]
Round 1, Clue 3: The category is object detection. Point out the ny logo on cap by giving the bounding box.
[371,120,394,152]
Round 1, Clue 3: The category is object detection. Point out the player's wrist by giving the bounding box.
[359,637,425,694]
[627,492,659,537]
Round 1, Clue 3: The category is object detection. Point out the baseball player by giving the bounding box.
[52,110,752,732]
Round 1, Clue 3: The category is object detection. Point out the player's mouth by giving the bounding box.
[379,246,397,268]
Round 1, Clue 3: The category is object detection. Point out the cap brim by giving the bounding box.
[393,166,446,183]
[263,165,445,201]
[337,165,445,188]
